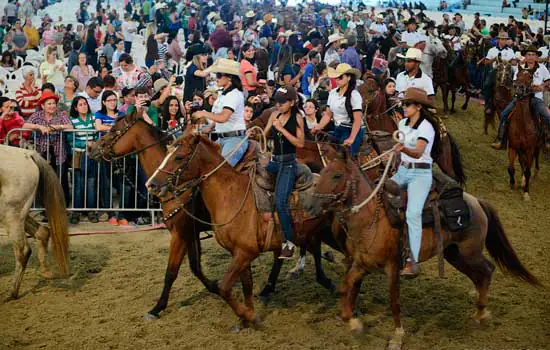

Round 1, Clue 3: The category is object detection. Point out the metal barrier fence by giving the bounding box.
[4,128,161,224]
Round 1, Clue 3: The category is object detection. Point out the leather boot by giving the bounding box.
[491,121,507,150]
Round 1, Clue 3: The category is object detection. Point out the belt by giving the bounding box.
[271,153,296,162]
[400,161,432,169]
[214,130,246,138]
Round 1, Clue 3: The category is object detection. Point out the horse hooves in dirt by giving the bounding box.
[471,309,492,324]
[349,318,364,333]
[387,327,406,350]
[143,313,160,321]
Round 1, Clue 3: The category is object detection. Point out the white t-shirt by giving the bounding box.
[512,63,550,100]
[398,117,435,164]
[78,91,103,114]
[395,70,435,98]
[402,30,422,47]
[369,22,387,38]
[212,88,246,133]
[122,21,137,42]
[327,88,363,126]
[485,46,515,67]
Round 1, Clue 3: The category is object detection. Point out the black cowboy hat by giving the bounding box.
[185,43,208,62]
[521,45,542,57]
[407,18,417,26]
[449,24,461,36]
[423,21,435,30]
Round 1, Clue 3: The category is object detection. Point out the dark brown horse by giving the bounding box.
[146,133,346,328]
[484,58,514,135]
[87,111,336,321]
[314,149,540,349]
[506,67,543,201]
[441,40,472,114]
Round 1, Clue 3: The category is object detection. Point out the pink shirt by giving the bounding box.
[240,59,257,92]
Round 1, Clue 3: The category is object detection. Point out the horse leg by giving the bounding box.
[518,151,533,201]
[240,265,254,315]
[386,259,404,350]
[451,89,457,114]
[187,228,219,294]
[258,250,283,303]
[340,261,367,332]
[443,85,450,116]
[310,236,336,292]
[6,216,32,300]
[24,215,52,278]
[146,230,189,320]
[220,250,257,325]
[507,148,516,189]
[444,244,495,322]
[462,86,470,110]
[287,246,307,279]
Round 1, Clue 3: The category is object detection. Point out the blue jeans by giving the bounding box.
[330,125,366,156]
[498,97,550,137]
[73,152,98,209]
[124,41,132,54]
[215,136,248,167]
[145,59,155,68]
[266,157,297,242]
[390,165,433,263]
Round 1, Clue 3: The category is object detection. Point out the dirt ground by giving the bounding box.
[1,98,550,350]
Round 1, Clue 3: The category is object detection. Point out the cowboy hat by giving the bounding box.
[403,87,435,109]
[37,91,59,106]
[326,33,345,46]
[215,20,226,26]
[397,48,423,62]
[423,21,435,30]
[522,45,542,57]
[327,63,361,79]
[449,24,461,35]
[274,86,298,103]
[376,13,384,20]
[245,10,256,18]
[207,12,218,21]
[256,20,265,27]
[153,78,169,94]
[207,1,215,6]
[204,58,241,76]
[154,2,168,10]
[185,43,208,61]
[406,18,417,25]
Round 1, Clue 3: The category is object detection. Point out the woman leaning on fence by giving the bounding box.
[23,91,72,205]
[68,96,99,225]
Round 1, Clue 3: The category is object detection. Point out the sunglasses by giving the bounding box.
[216,73,228,79]
[335,75,345,80]
[402,101,416,107]
[93,89,103,94]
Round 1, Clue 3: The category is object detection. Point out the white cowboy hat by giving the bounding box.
[256,20,265,27]
[154,2,168,10]
[376,13,384,20]
[326,33,345,46]
[397,48,424,62]
[245,10,256,18]
[327,63,361,79]
[204,58,241,76]
[207,12,218,21]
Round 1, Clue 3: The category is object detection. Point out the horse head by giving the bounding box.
[88,108,151,161]
[495,59,513,87]
[314,148,357,210]
[515,66,535,99]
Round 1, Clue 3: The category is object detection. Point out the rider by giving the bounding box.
[395,48,435,99]
[391,87,440,277]
[193,58,248,167]
[482,32,515,114]
[402,18,422,49]
[310,63,365,156]
[263,86,305,259]
[491,45,550,151]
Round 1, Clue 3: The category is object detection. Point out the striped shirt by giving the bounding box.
[15,84,41,119]
[70,114,96,149]
[158,43,168,61]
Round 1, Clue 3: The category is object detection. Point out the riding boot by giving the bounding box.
[491,120,508,150]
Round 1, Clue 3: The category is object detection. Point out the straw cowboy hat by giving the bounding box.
[204,58,241,76]
[327,63,361,79]
[326,33,345,46]
[522,45,542,57]
[215,20,226,27]
[403,87,435,109]
[397,48,423,62]
[207,12,218,21]
[376,13,384,20]
[245,10,256,18]
[154,2,168,10]
[37,91,59,106]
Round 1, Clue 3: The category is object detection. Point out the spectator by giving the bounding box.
[119,87,135,114]
[167,33,183,65]
[23,17,39,50]
[122,13,137,53]
[15,66,41,119]
[79,77,104,114]
[240,43,263,96]
[341,35,363,74]
[325,33,344,65]
[0,96,27,146]
[145,24,160,68]
[12,20,28,59]
[39,45,67,93]
[115,53,142,89]
[59,76,79,113]
[112,39,125,69]
[301,50,319,98]
[183,44,209,102]
[71,52,96,92]
[67,40,82,74]
[160,95,186,130]
[0,51,16,71]
[23,92,72,204]
[68,96,98,224]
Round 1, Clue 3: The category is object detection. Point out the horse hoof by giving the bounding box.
[388,327,405,350]
[328,282,337,294]
[521,176,526,189]
[349,318,364,333]
[287,270,302,280]
[523,193,531,202]
[143,313,160,321]
[258,295,270,305]
[5,294,18,302]
[471,309,491,323]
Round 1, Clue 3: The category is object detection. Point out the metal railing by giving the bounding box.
[5,128,161,224]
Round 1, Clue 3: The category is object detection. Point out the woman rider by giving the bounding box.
[390,87,440,277]
[193,58,248,167]
[263,86,305,259]
[311,63,364,155]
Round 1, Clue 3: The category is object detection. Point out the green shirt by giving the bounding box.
[480,28,489,36]
[70,114,96,149]
[339,19,349,31]
[126,104,159,127]
[142,1,151,16]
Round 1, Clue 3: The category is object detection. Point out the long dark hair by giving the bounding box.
[343,74,357,120]
[69,96,91,119]
[160,96,186,130]
[99,90,119,115]
[228,74,243,92]
[421,108,441,160]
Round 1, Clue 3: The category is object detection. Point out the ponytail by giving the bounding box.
[423,108,441,160]
[344,74,357,121]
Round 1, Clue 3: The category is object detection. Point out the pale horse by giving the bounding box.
[421,35,448,78]
[0,145,69,299]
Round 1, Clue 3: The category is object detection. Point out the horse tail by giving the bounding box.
[479,200,541,287]
[447,133,467,185]
[31,152,69,276]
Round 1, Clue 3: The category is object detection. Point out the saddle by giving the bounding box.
[383,171,471,233]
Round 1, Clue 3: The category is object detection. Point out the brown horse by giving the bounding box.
[313,149,540,349]
[87,112,339,319]
[146,133,348,328]
[484,57,514,135]
[506,67,543,201]
[442,40,472,114]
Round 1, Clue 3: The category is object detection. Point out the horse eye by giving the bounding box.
[175,155,184,161]
[333,173,343,181]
